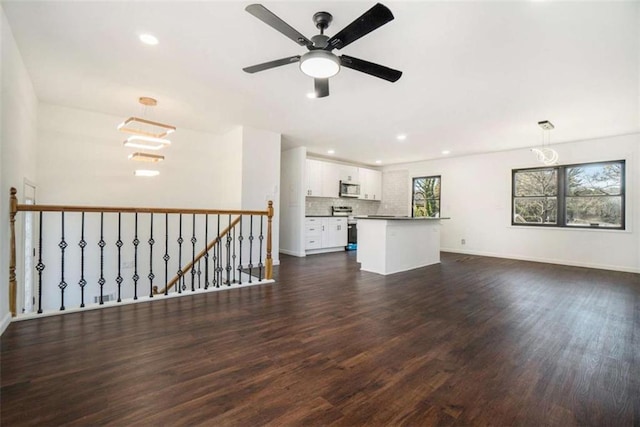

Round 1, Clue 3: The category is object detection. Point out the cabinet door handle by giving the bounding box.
[322,226,325,231]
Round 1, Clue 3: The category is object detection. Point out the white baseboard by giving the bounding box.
[280,249,306,257]
[441,247,640,274]
[0,312,11,336]
[13,278,276,322]
[305,247,347,256]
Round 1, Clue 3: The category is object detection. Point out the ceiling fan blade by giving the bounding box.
[340,55,402,82]
[326,3,394,51]
[314,78,329,98]
[245,4,314,48]
[243,55,301,73]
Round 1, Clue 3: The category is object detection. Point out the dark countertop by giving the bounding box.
[355,216,450,220]
[305,215,337,218]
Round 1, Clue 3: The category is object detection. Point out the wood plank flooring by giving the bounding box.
[2,252,639,426]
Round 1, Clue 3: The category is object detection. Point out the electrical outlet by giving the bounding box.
[461,239,466,245]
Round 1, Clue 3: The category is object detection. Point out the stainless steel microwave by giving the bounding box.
[340,181,360,198]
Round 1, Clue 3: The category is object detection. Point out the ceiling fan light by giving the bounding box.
[300,51,340,78]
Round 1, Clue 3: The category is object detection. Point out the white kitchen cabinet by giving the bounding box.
[358,168,382,201]
[339,165,359,183]
[305,217,348,252]
[306,159,340,198]
[321,162,340,198]
[305,159,323,197]
[326,217,348,247]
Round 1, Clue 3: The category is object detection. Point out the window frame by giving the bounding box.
[412,175,441,218]
[512,160,625,230]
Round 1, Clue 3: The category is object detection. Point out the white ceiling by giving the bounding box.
[2,1,639,166]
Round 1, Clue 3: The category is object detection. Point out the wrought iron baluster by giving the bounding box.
[191,214,196,292]
[232,219,237,284]
[197,258,202,289]
[78,212,87,308]
[237,216,243,285]
[177,214,183,293]
[248,215,254,284]
[258,215,264,281]
[133,213,139,300]
[36,211,44,314]
[116,212,123,302]
[148,213,155,298]
[58,212,68,310]
[226,214,231,286]
[164,213,169,296]
[98,212,106,304]
[215,215,221,288]
[204,215,209,290]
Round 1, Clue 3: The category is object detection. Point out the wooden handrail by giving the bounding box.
[15,204,268,216]
[9,187,274,315]
[154,216,243,295]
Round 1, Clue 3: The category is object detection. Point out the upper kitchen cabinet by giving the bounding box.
[359,167,382,201]
[306,159,323,197]
[339,165,359,183]
[306,159,340,198]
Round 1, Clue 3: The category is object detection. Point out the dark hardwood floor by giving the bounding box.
[2,252,639,426]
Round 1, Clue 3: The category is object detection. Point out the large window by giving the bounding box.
[512,160,625,229]
[412,175,441,217]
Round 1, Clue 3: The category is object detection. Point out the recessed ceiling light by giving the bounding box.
[327,149,335,154]
[375,160,382,164]
[396,134,407,141]
[134,169,160,177]
[442,150,451,155]
[139,34,159,45]
[306,92,317,99]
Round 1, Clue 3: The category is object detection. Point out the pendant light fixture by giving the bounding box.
[531,120,558,165]
[119,97,175,176]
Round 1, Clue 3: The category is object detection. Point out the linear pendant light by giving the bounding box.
[134,169,160,177]
[128,152,165,162]
[123,135,171,150]
[117,97,176,138]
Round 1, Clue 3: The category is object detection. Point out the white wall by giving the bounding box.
[279,147,306,257]
[37,104,242,208]
[240,127,281,264]
[384,134,640,273]
[1,6,39,330]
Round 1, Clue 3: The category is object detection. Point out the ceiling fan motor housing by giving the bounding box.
[311,34,330,49]
[313,11,333,33]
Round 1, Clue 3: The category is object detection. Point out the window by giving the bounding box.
[412,175,441,217]
[512,160,625,229]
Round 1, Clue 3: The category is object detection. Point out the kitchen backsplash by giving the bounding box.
[305,197,381,216]
[377,169,410,216]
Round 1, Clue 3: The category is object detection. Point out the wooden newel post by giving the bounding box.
[265,200,274,280]
[9,187,18,317]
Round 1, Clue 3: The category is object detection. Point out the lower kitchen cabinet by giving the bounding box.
[305,217,348,253]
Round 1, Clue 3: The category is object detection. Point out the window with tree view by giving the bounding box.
[513,160,625,229]
[412,176,441,217]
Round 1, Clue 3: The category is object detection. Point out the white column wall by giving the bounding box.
[1,6,39,331]
[383,134,640,273]
[240,126,281,264]
[279,147,306,257]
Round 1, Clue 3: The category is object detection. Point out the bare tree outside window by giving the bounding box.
[513,161,624,229]
[412,176,441,218]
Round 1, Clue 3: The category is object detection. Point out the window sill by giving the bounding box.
[509,224,631,233]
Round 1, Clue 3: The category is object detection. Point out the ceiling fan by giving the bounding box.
[242,3,402,98]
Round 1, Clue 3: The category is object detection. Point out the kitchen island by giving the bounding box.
[355,216,448,275]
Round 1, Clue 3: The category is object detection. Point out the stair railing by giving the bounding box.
[8,187,274,317]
